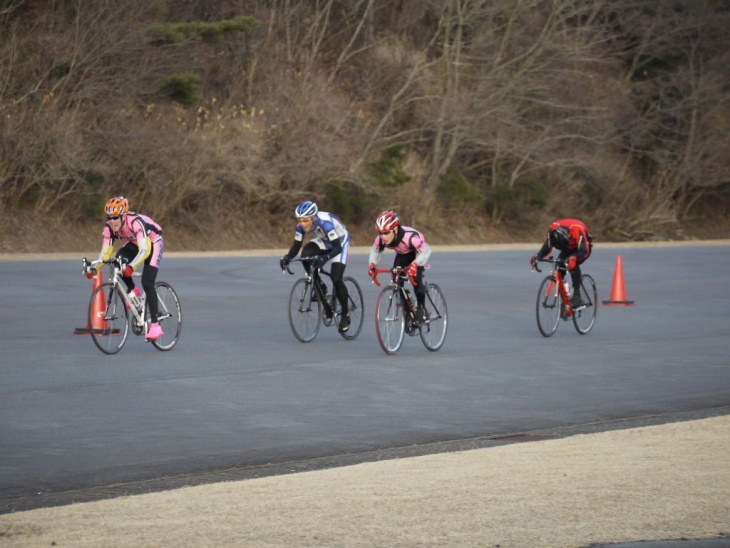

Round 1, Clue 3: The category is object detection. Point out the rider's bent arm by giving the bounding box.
[368,246,383,266]
[537,239,552,260]
[326,234,342,260]
[573,234,589,261]
[413,242,432,267]
[127,218,152,271]
[286,239,303,261]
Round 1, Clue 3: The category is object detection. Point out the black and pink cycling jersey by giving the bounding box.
[93,212,164,271]
[369,225,431,267]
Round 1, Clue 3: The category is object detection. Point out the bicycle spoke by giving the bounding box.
[337,277,364,340]
[89,283,129,355]
[419,283,447,351]
[288,278,321,342]
[151,282,182,351]
[375,287,404,354]
[572,275,597,335]
[536,276,561,337]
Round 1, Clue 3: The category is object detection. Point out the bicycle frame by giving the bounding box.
[86,257,147,327]
[82,257,182,354]
[373,267,419,329]
[533,256,597,337]
[534,258,574,314]
[283,256,364,342]
[371,265,448,354]
[285,257,336,323]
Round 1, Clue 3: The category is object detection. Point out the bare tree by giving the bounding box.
[606,0,730,233]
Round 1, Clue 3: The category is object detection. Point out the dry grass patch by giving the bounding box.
[0,416,728,548]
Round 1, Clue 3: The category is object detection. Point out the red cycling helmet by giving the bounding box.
[375,209,400,234]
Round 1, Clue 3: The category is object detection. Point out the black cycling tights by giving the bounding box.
[557,251,582,289]
[116,244,160,322]
[393,252,425,307]
[301,242,348,311]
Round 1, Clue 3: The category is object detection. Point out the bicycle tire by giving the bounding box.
[536,275,561,337]
[572,274,597,335]
[336,276,364,341]
[375,286,405,355]
[419,283,448,351]
[151,282,182,351]
[89,282,129,355]
[288,278,321,342]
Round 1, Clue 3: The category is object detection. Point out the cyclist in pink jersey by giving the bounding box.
[367,209,432,323]
[84,196,165,341]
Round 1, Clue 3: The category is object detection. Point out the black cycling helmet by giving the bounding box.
[549,226,569,249]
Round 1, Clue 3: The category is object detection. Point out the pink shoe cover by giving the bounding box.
[146,322,163,340]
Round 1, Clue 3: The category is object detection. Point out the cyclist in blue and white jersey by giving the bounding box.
[280,201,352,332]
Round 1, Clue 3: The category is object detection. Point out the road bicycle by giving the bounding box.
[533,257,597,337]
[283,257,364,342]
[82,257,182,354]
[371,267,447,355]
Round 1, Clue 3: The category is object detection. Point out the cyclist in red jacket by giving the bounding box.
[530,218,593,309]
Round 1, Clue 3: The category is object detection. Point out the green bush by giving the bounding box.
[157,73,202,105]
[484,178,550,227]
[436,169,484,211]
[146,16,259,44]
[325,181,354,221]
[325,180,379,224]
[367,145,411,188]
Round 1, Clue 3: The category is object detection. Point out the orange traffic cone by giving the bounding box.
[74,270,118,334]
[602,255,635,306]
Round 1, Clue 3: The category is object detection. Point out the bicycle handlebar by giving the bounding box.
[82,256,130,275]
[532,256,567,274]
[282,256,320,276]
[371,266,417,287]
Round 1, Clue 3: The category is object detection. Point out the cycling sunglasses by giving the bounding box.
[106,215,122,221]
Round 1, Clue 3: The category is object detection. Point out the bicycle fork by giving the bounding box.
[401,287,419,334]
[305,276,336,320]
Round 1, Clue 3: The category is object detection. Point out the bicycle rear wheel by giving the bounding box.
[151,282,182,351]
[336,276,364,340]
[89,282,129,355]
[419,283,448,351]
[572,274,597,335]
[288,278,321,342]
[375,286,405,355]
[536,275,561,337]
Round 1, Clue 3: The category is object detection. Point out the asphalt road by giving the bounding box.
[1,245,728,510]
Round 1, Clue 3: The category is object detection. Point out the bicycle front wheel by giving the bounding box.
[419,283,448,351]
[288,278,321,342]
[336,276,364,341]
[151,282,182,351]
[375,286,405,355]
[89,282,129,355]
[536,275,561,338]
[572,274,597,335]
